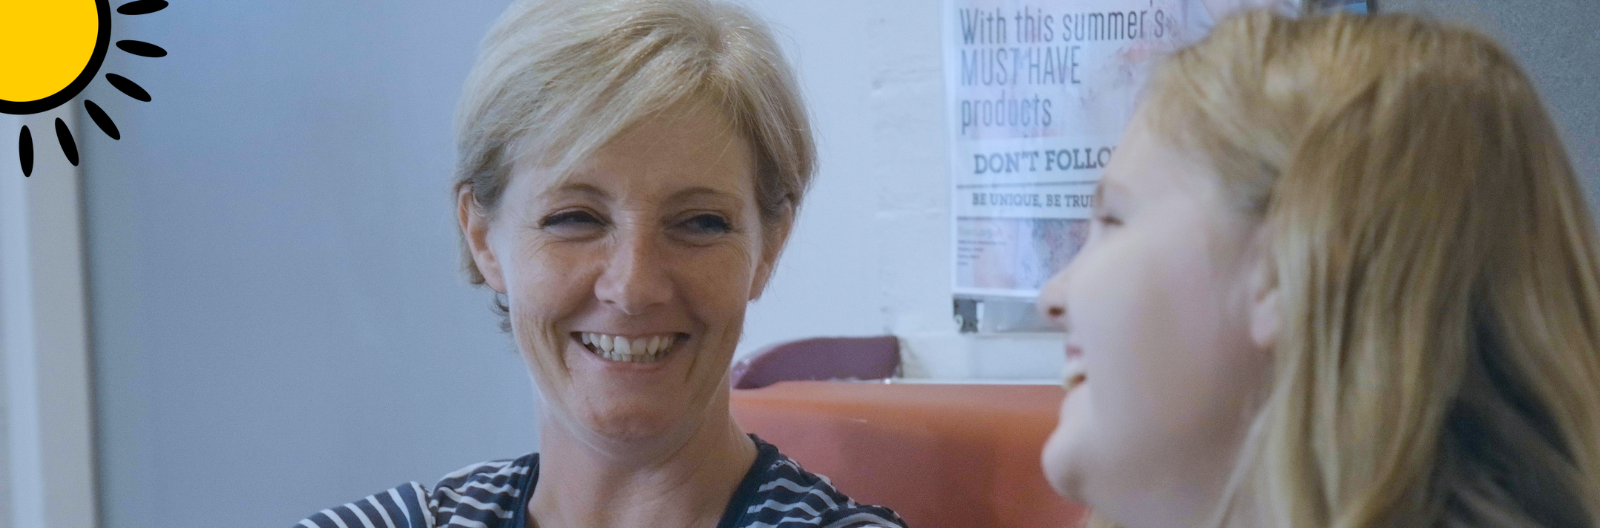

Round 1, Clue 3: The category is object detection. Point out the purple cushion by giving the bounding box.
[731,336,900,390]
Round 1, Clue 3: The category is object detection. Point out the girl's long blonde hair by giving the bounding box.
[1096,11,1600,528]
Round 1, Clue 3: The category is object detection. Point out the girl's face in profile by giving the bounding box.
[1036,115,1276,526]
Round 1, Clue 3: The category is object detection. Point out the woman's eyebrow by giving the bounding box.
[546,182,609,200]
[669,186,740,203]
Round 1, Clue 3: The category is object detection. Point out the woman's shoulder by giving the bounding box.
[729,439,908,528]
[427,453,539,527]
[292,481,433,528]
[291,453,539,528]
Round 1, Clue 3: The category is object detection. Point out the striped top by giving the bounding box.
[295,436,907,528]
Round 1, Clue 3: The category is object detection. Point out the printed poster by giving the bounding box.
[946,0,1199,298]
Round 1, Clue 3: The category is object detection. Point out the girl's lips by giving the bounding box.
[1062,344,1087,392]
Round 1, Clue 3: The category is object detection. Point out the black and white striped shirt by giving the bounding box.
[295,436,906,528]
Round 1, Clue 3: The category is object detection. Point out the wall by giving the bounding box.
[2,113,96,528]
[78,0,1597,527]
[1,272,8,528]
[82,3,534,527]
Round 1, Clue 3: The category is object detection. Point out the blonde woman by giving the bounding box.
[292,0,906,527]
[1037,11,1600,528]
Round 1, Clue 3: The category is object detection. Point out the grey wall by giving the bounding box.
[82,3,537,527]
[1383,0,1600,204]
[1,278,8,528]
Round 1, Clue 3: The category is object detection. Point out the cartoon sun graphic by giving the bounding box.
[1,0,167,177]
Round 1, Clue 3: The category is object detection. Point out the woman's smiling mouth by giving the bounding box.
[575,332,686,364]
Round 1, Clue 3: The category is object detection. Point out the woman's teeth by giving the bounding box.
[1062,357,1087,391]
[580,332,675,363]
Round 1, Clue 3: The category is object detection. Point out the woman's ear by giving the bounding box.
[458,186,507,294]
[749,200,795,301]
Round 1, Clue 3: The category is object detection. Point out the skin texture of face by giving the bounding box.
[1036,115,1276,528]
[460,100,781,454]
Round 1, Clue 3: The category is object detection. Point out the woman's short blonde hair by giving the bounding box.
[453,0,815,285]
[1092,10,1600,528]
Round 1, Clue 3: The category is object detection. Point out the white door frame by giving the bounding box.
[1,112,99,528]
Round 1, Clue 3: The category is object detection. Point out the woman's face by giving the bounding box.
[1036,116,1274,526]
[463,101,779,445]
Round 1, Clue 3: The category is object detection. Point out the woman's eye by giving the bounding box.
[1093,213,1122,227]
[681,214,732,234]
[541,210,601,226]
[539,210,605,235]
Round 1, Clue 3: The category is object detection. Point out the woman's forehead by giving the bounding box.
[511,111,757,204]
[510,98,749,170]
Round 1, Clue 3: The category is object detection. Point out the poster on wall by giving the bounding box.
[945,0,1200,300]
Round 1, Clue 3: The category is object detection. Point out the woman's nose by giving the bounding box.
[594,228,673,315]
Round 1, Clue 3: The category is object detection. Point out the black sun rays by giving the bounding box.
[4,0,168,177]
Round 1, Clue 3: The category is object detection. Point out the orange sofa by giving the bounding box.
[731,381,1088,528]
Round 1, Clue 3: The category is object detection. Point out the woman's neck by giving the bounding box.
[526,405,759,528]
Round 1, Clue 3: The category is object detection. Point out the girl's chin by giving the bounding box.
[1041,434,1088,501]
[1041,385,1094,500]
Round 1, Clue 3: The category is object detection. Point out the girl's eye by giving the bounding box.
[1093,213,1122,227]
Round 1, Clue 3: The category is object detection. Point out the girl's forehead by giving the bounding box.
[1121,120,1225,198]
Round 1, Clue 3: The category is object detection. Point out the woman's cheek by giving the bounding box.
[691,241,759,301]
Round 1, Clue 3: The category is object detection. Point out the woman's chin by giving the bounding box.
[576,399,693,443]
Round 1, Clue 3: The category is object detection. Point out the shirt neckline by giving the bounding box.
[507,434,776,528]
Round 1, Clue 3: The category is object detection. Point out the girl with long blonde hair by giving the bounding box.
[1036,11,1600,528]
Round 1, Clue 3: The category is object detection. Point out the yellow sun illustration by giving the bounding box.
[0,0,167,177]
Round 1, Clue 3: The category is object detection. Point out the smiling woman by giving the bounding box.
[290,1,906,527]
